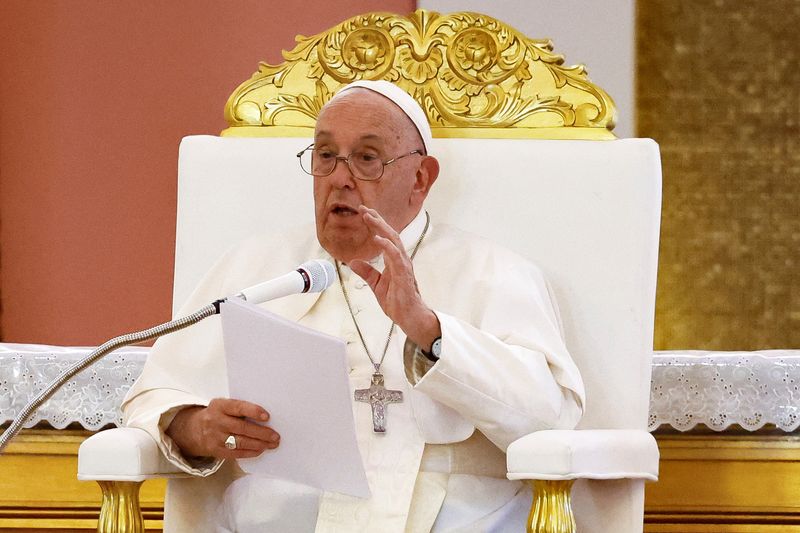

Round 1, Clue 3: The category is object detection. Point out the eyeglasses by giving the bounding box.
[296,144,423,181]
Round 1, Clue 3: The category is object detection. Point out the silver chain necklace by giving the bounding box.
[336,211,430,432]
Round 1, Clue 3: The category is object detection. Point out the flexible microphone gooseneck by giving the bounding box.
[0,259,336,453]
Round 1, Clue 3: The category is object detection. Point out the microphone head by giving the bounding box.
[298,259,337,293]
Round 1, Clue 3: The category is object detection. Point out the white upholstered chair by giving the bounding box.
[78,10,661,532]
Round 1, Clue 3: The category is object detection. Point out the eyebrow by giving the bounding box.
[314,131,385,145]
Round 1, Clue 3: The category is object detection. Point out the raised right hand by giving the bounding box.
[166,398,280,460]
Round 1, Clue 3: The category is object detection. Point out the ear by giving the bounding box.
[411,155,440,205]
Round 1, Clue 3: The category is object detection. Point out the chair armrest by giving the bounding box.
[506,429,659,481]
[78,427,185,482]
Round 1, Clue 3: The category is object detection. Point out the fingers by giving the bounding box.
[349,259,380,289]
[357,206,414,276]
[233,450,265,459]
[213,425,280,459]
[218,432,280,460]
[220,414,280,443]
[204,398,280,459]
[212,398,269,422]
[373,235,407,270]
[350,239,409,297]
[226,434,275,452]
[359,206,405,251]
[209,397,277,440]
[212,430,279,461]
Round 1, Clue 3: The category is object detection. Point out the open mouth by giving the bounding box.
[331,205,358,216]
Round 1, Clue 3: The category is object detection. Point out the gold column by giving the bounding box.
[527,479,576,533]
[96,480,145,533]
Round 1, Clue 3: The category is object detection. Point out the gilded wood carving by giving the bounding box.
[223,9,616,139]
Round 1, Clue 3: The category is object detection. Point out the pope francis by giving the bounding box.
[122,80,586,532]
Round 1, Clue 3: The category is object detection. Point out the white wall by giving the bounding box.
[418,0,635,138]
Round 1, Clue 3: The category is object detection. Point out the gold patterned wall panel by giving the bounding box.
[638,0,800,350]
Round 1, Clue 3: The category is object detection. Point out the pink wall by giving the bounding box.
[0,0,414,345]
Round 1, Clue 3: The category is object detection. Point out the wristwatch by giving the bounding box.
[421,336,442,362]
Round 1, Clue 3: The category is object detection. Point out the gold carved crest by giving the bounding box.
[223,9,617,139]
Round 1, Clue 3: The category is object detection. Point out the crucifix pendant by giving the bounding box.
[354,373,403,433]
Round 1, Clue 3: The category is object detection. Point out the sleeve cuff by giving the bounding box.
[403,337,438,385]
[156,404,224,477]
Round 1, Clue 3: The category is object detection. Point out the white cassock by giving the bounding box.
[122,209,585,532]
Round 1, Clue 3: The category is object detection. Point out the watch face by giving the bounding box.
[431,337,442,357]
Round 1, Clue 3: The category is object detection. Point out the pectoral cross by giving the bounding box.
[354,373,403,433]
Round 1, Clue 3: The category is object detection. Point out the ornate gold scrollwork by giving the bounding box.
[223,9,616,139]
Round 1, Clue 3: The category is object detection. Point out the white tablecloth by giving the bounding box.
[0,343,148,430]
[649,350,800,431]
[2,344,799,432]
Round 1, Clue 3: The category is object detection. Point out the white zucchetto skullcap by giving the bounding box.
[330,80,433,154]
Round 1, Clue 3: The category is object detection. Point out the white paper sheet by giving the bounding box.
[220,298,370,498]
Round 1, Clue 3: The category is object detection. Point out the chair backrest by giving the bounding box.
[173,9,662,531]
[175,135,661,432]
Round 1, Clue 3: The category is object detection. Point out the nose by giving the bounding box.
[326,156,356,188]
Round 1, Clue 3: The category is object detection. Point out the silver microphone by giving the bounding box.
[235,259,337,304]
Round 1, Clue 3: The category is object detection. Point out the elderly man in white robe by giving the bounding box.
[122,80,585,532]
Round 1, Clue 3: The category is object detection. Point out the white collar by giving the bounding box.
[399,209,430,254]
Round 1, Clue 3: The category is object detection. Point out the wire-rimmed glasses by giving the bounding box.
[296,144,423,181]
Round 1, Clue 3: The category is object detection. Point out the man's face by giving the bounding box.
[312,90,427,263]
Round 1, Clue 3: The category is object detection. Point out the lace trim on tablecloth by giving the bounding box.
[4,344,800,432]
[649,350,800,432]
[0,343,148,430]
